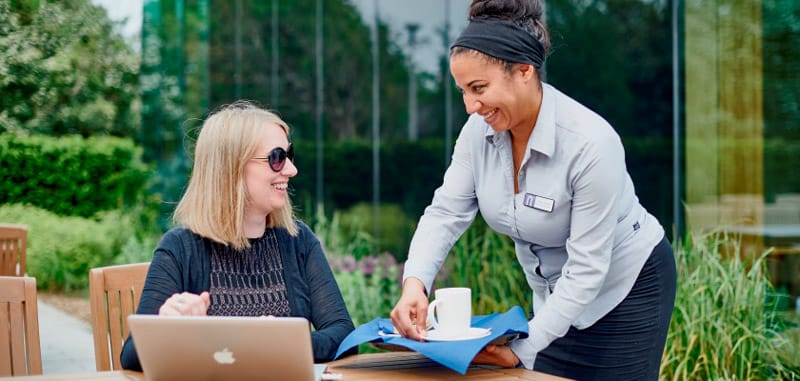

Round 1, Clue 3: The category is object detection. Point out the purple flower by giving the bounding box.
[358,256,379,276]
[332,255,357,273]
[377,252,398,269]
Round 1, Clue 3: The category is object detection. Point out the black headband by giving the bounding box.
[451,17,545,68]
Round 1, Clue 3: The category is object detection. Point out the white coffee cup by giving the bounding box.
[426,287,471,337]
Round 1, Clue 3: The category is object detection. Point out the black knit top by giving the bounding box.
[208,229,291,317]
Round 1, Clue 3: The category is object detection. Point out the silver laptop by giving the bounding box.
[128,315,325,381]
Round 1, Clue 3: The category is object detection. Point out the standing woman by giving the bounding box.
[121,101,354,371]
[390,0,676,379]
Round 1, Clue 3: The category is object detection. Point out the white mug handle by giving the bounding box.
[426,299,441,331]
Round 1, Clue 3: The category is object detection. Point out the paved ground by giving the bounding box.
[37,300,97,374]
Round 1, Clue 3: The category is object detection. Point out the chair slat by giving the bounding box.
[9,303,25,374]
[106,290,124,368]
[0,303,12,376]
[22,280,41,374]
[118,287,136,338]
[89,269,111,372]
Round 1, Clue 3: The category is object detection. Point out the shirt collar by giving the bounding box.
[483,83,556,158]
[530,83,556,157]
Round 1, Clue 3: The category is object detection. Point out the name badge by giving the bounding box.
[523,193,554,213]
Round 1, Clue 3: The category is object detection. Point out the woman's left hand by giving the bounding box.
[159,291,210,316]
[472,344,520,368]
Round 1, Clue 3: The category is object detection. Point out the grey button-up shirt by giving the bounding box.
[403,83,664,368]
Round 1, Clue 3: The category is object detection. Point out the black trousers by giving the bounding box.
[533,237,677,380]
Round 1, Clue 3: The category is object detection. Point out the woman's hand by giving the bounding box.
[472,344,520,368]
[390,277,429,341]
[159,291,211,316]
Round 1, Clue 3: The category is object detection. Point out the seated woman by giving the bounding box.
[121,101,355,371]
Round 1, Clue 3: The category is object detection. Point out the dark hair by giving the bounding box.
[452,0,550,72]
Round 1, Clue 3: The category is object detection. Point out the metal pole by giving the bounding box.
[198,0,210,113]
[234,0,242,99]
[406,24,419,141]
[444,0,453,166]
[372,0,381,251]
[175,0,186,178]
[271,0,279,108]
[672,0,682,239]
[316,0,324,211]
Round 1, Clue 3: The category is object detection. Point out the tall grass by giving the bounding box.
[334,262,400,326]
[439,217,532,316]
[661,232,800,380]
[313,206,401,326]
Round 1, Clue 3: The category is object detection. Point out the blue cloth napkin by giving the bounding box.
[334,306,529,375]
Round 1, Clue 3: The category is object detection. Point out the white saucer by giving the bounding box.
[425,327,491,341]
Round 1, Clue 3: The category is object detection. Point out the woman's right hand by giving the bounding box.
[159,291,210,316]
[390,277,429,341]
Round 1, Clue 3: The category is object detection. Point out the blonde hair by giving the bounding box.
[174,101,298,250]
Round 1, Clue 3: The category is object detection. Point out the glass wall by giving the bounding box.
[140,0,799,301]
[683,0,800,300]
[142,0,472,257]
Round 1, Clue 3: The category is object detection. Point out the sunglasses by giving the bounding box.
[253,144,294,172]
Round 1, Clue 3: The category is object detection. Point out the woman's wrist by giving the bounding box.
[402,277,427,296]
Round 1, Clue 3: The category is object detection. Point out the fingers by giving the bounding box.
[159,292,210,316]
[391,279,430,341]
[200,291,211,309]
[471,345,519,368]
[390,303,416,338]
[415,303,429,337]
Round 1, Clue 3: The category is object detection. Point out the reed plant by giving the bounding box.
[661,231,800,380]
[333,260,400,326]
[314,206,401,326]
[438,217,532,316]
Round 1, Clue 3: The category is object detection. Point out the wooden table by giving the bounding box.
[0,372,143,380]
[726,224,800,248]
[726,224,800,299]
[2,352,570,380]
[328,352,571,380]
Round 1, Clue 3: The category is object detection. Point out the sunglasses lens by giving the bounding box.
[268,144,293,172]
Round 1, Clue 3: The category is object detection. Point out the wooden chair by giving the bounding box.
[0,276,42,376]
[89,262,150,371]
[0,224,27,276]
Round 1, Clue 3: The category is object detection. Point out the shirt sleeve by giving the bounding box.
[120,230,186,371]
[402,123,481,292]
[301,224,356,361]
[512,131,627,368]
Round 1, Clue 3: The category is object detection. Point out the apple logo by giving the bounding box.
[213,348,236,365]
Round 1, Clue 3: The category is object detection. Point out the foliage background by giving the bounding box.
[0,0,140,137]
[0,133,150,217]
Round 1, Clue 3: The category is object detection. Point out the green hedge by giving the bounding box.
[0,133,150,218]
[0,204,133,291]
